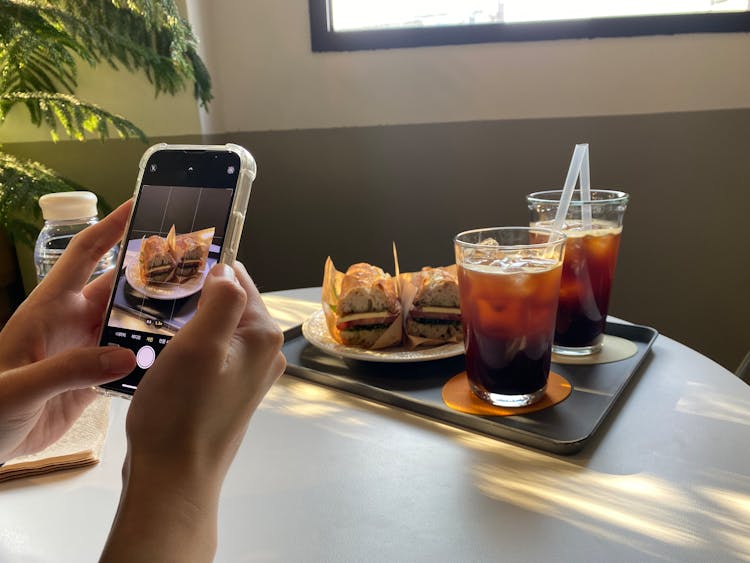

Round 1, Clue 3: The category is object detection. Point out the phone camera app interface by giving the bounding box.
[102,182,234,393]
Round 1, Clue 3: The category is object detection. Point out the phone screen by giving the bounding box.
[99,148,242,395]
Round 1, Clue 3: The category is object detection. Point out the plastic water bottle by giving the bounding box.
[34,191,118,284]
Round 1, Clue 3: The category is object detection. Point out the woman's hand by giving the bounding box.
[126,261,286,479]
[101,261,286,562]
[0,201,136,462]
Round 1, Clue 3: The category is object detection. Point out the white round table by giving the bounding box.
[1,287,749,563]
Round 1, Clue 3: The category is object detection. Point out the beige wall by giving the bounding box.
[6,2,748,140]
[186,0,750,133]
[0,68,201,143]
[1,0,200,144]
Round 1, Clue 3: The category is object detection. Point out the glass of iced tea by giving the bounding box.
[527,190,629,356]
[454,227,566,407]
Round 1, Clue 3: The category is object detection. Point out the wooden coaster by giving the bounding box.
[552,334,637,365]
[442,371,572,416]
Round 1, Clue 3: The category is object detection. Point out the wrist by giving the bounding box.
[122,450,223,511]
[122,431,237,494]
[101,456,222,563]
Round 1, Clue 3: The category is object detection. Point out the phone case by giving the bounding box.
[98,143,257,400]
[129,142,256,265]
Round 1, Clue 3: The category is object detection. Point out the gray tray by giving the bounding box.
[282,322,657,455]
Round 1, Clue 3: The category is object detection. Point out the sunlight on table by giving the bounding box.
[262,293,320,333]
[262,375,750,561]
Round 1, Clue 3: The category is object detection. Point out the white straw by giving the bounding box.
[579,143,592,229]
[552,144,587,234]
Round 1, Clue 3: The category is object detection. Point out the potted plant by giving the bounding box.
[0,0,212,311]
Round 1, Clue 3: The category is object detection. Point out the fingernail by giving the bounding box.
[210,263,235,280]
[101,348,135,374]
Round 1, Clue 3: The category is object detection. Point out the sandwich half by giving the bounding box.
[406,267,462,341]
[139,235,176,284]
[173,235,204,278]
[335,262,402,348]
[166,225,214,280]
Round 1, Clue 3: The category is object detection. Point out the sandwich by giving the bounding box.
[138,226,215,285]
[405,267,462,341]
[139,235,177,284]
[169,226,212,279]
[173,234,205,278]
[331,262,402,348]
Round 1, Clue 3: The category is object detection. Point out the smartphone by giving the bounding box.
[98,143,256,398]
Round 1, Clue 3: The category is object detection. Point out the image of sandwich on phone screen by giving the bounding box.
[98,143,255,398]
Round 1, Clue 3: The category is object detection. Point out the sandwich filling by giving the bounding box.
[408,306,462,325]
[336,310,400,331]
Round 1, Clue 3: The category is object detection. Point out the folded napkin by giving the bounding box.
[0,395,110,483]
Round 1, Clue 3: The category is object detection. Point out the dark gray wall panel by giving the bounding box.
[6,109,749,371]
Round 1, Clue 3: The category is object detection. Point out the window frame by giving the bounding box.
[308,0,750,52]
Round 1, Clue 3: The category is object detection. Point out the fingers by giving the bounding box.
[122,262,284,481]
[43,199,132,293]
[81,268,117,309]
[1,346,136,404]
[231,262,285,366]
[162,262,282,377]
[168,264,248,364]
[233,262,276,329]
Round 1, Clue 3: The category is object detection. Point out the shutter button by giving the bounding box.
[136,345,156,369]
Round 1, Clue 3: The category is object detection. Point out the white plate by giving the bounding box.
[301,309,464,363]
[125,261,209,300]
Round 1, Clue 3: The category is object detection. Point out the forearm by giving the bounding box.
[100,459,223,563]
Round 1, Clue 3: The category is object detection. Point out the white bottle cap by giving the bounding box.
[38,191,98,221]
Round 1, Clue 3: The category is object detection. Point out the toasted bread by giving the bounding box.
[338,263,400,316]
[406,267,462,341]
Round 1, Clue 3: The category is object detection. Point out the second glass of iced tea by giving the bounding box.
[454,227,566,407]
[527,190,629,356]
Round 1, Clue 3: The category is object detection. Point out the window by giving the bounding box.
[309,0,750,51]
